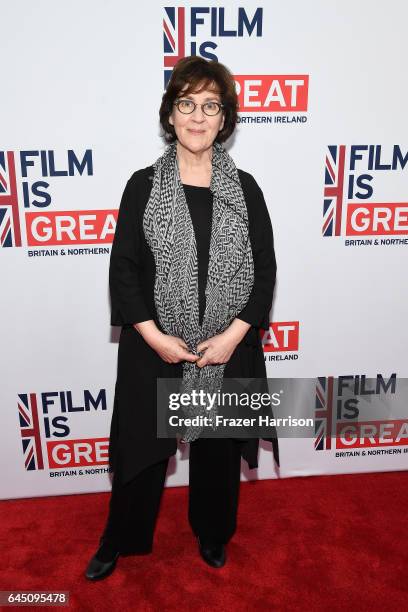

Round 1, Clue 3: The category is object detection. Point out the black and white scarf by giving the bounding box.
[143,141,254,442]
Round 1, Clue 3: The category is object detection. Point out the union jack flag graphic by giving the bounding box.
[314,376,334,450]
[322,145,346,237]
[0,151,21,247]
[18,393,44,470]
[163,7,185,87]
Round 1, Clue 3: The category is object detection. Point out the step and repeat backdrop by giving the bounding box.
[1,1,407,499]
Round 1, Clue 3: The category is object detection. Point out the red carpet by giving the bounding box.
[1,471,407,611]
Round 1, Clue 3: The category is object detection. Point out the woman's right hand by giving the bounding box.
[133,321,199,364]
[150,332,200,364]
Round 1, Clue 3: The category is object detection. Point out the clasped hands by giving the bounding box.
[135,318,251,367]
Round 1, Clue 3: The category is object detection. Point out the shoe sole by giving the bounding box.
[199,553,226,568]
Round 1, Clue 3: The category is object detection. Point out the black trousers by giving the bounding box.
[100,438,243,554]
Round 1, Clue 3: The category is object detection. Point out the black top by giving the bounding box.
[182,183,213,326]
[107,167,280,487]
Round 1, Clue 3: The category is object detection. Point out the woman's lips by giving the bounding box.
[188,129,205,134]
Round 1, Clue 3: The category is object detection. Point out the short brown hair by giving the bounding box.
[159,56,238,144]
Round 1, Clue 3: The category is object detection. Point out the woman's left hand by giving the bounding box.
[195,318,251,368]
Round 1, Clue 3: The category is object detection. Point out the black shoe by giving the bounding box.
[197,536,226,568]
[85,541,120,581]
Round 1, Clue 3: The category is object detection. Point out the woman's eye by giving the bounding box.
[205,102,217,110]
[180,100,193,109]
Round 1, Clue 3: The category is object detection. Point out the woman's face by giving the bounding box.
[169,82,225,154]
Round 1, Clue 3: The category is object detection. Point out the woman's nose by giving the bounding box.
[191,105,206,120]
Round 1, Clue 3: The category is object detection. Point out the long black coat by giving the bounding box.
[108,164,279,485]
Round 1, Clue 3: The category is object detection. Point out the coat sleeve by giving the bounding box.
[109,175,153,326]
[236,173,277,331]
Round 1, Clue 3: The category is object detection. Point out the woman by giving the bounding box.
[85,55,279,580]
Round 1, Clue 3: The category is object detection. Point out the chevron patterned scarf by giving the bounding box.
[143,141,254,442]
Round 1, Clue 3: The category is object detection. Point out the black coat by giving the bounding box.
[108,165,279,485]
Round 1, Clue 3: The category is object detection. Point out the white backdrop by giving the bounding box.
[1,0,407,500]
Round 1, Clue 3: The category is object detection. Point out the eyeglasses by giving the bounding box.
[173,98,225,116]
